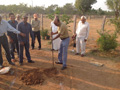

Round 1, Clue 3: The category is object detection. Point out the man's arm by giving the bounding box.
[52,33,60,40]
[7,22,25,37]
[51,31,58,35]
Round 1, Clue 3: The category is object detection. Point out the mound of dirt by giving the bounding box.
[20,67,58,85]
[43,67,58,77]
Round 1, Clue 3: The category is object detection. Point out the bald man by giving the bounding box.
[74,16,90,57]
[52,16,70,70]
[31,14,41,50]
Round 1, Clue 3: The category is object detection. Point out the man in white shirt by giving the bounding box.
[73,16,89,57]
[0,15,25,68]
[51,21,61,51]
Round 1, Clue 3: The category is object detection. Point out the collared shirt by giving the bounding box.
[58,22,69,40]
[17,22,34,43]
[76,21,89,39]
[0,20,20,37]
[31,19,40,32]
[7,20,18,41]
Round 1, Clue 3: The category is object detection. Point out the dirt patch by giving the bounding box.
[43,67,58,77]
[20,67,58,85]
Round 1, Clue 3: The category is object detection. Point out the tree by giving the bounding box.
[45,5,58,14]
[62,3,76,14]
[75,0,97,14]
[106,0,120,18]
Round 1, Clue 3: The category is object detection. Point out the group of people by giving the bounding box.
[0,13,42,68]
[0,13,89,70]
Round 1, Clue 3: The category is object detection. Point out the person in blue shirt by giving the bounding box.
[0,14,25,68]
[17,15,35,65]
[7,13,19,62]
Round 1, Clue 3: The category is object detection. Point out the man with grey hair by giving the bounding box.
[73,16,90,57]
[0,14,25,68]
[52,16,70,70]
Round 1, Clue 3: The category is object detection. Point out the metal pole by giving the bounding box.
[101,16,106,33]
[31,0,33,7]
[51,27,54,67]
[41,14,43,30]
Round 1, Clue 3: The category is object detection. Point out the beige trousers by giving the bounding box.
[76,37,86,55]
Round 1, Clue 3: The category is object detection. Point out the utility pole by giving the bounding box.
[31,0,33,7]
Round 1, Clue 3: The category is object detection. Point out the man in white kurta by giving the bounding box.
[51,21,61,50]
[75,16,89,57]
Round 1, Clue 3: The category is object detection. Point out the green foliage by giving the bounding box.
[47,14,54,20]
[109,18,120,33]
[106,0,120,18]
[0,3,114,15]
[60,14,73,25]
[41,29,50,40]
[75,0,97,14]
[97,30,118,51]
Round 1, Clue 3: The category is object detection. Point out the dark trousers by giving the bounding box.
[9,40,19,59]
[31,31,41,49]
[19,42,31,63]
[0,34,11,65]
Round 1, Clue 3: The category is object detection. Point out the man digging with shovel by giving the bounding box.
[52,16,70,70]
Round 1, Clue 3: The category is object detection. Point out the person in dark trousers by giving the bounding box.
[31,14,41,50]
[17,15,35,65]
[7,13,19,62]
[0,14,25,68]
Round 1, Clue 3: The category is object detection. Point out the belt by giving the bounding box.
[61,37,69,40]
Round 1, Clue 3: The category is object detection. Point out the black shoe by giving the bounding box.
[55,61,63,64]
[51,49,54,51]
[81,54,85,57]
[19,62,23,66]
[9,62,15,66]
[75,53,80,55]
[61,67,67,70]
[28,60,35,63]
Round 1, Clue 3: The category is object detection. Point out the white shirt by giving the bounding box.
[51,21,58,33]
[76,21,89,39]
[0,20,20,36]
[50,21,61,50]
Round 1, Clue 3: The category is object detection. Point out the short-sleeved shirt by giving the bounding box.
[58,22,69,40]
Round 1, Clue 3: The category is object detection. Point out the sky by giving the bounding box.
[0,0,109,11]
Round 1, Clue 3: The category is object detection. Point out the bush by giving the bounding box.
[97,30,118,51]
[41,29,50,40]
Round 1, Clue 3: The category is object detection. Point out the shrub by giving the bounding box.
[41,29,50,40]
[97,30,118,51]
